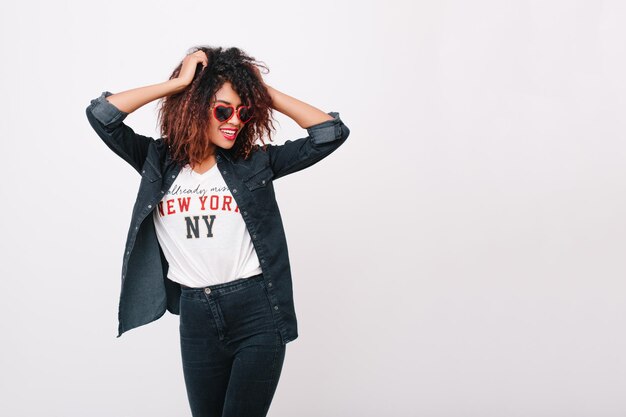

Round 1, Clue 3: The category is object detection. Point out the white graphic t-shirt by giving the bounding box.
[152,162,262,287]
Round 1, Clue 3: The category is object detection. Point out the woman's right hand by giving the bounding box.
[176,50,209,87]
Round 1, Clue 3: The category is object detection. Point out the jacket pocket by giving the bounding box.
[243,166,273,191]
[141,159,162,183]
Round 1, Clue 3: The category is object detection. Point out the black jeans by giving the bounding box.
[179,273,286,417]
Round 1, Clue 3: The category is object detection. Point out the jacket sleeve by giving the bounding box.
[85,91,155,175]
[266,112,350,180]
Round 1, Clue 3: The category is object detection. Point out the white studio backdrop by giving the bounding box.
[1,0,625,416]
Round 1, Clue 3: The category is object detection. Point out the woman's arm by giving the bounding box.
[106,50,208,113]
[105,79,187,114]
[85,78,186,175]
[264,84,334,128]
[250,66,349,179]
[250,64,334,128]
[86,51,209,173]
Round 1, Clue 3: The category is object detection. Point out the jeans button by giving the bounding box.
[204,288,211,294]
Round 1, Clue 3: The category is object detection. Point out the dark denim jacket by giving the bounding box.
[85,91,350,343]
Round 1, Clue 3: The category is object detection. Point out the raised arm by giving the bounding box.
[103,79,187,114]
[258,79,350,180]
[85,51,208,173]
[101,50,208,113]
[265,84,334,128]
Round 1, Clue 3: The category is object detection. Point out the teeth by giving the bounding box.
[221,129,236,139]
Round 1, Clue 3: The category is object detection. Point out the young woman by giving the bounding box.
[85,46,350,416]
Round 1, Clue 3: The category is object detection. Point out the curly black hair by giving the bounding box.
[157,45,276,166]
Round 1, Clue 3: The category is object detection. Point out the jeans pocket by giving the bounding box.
[257,280,277,320]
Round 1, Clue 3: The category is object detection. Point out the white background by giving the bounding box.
[1,0,625,416]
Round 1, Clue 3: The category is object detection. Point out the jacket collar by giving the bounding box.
[217,147,234,162]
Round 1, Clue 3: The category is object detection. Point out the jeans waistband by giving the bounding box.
[180,273,264,296]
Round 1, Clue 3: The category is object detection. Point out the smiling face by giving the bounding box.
[207,81,248,151]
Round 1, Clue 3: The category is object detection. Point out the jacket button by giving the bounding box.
[268,282,272,287]
[171,175,175,178]
[161,191,165,194]
[148,204,152,208]
[142,170,145,174]
[261,259,265,263]
[204,288,211,294]
[223,170,227,174]
[274,305,279,310]
[243,211,247,216]
[252,234,256,239]
[261,180,266,184]
[233,188,237,193]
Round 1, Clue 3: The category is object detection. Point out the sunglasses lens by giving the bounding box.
[214,105,233,122]
[238,106,252,123]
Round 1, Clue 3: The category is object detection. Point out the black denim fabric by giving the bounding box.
[85,91,350,344]
[179,272,285,416]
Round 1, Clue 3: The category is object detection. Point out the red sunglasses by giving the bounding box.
[211,103,253,124]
